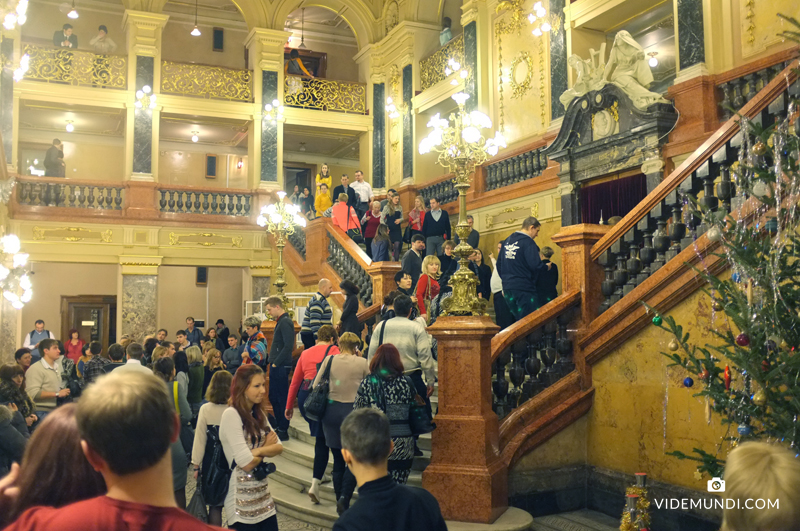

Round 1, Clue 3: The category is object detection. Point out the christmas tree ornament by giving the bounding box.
[684,377,694,388]
[711,300,723,311]
[752,180,769,196]
[707,225,722,242]
[752,140,767,155]
[724,366,731,390]
[732,272,741,283]
[668,339,679,351]
[736,333,750,346]
[780,340,789,349]
[700,369,710,381]
[652,315,662,326]
[753,389,767,406]
[737,423,752,437]
[762,359,770,372]
[693,470,703,481]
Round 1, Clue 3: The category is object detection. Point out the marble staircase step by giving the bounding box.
[531,509,620,531]
[288,412,433,452]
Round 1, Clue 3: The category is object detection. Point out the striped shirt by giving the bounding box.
[301,293,332,337]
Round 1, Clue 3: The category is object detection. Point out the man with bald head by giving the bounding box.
[300,278,334,349]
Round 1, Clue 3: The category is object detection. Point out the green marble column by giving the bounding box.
[121,274,157,342]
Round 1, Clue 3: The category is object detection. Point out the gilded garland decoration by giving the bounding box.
[509,51,533,99]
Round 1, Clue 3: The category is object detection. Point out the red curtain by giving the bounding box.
[580,173,647,224]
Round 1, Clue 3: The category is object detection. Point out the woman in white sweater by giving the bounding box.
[220,364,283,531]
[191,370,233,526]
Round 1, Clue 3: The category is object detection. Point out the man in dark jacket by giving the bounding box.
[334,408,447,531]
[53,24,78,48]
[266,296,295,441]
[332,174,358,209]
[536,246,559,305]
[497,216,543,320]
[214,319,229,352]
[43,139,64,177]
[421,197,450,256]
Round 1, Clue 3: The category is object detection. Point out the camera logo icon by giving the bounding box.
[708,477,726,493]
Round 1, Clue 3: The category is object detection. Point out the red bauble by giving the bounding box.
[736,333,750,347]
[700,369,710,381]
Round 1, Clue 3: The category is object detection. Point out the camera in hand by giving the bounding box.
[252,461,276,481]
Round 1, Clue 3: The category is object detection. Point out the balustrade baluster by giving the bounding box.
[167,191,175,212]
[176,192,184,212]
[102,188,111,209]
[18,182,29,204]
[719,82,734,120]
[87,187,96,208]
[651,218,670,272]
[611,240,628,305]
[665,190,685,261]
[55,184,65,207]
[555,314,574,377]
[716,167,735,214]
[732,79,745,108]
[191,192,200,212]
[678,175,702,250]
[159,190,167,211]
[697,161,720,235]
[524,151,533,179]
[235,196,243,214]
[244,196,251,216]
[114,188,122,210]
[743,73,757,102]
[211,194,218,214]
[623,245,642,296]
[202,193,209,214]
[598,249,616,314]
[77,186,86,207]
[43,183,56,206]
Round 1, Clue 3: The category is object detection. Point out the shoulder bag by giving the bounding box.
[201,424,231,506]
[304,351,334,421]
[173,381,195,454]
[345,207,365,244]
[404,375,436,436]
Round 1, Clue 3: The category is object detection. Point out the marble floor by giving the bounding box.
[185,468,326,530]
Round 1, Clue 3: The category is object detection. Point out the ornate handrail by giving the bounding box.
[288,227,306,260]
[484,145,549,191]
[16,177,123,210]
[327,229,373,305]
[161,61,252,102]
[357,302,381,322]
[420,34,465,91]
[158,188,253,216]
[325,224,372,270]
[591,59,799,263]
[284,76,367,114]
[417,175,457,206]
[22,44,127,89]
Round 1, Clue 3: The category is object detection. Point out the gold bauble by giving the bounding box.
[781,340,789,349]
[752,141,767,156]
[753,389,767,407]
[668,339,680,351]
[712,300,723,311]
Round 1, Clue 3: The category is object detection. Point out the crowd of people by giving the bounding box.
[0,291,446,530]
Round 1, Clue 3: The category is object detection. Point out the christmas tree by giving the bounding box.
[651,19,800,480]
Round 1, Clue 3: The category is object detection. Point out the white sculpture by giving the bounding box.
[602,31,668,110]
[560,32,668,111]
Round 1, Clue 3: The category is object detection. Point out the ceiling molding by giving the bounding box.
[283,151,360,167]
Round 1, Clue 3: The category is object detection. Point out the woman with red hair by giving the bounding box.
[219,364,283,531]
[64,329,84,364]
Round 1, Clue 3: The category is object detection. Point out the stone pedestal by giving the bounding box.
[124,181,159,218]
[423,315,507,524]
[367,261,401,307]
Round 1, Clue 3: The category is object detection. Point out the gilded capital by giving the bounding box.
[122,10,169,57]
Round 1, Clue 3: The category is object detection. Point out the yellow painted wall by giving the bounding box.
[159,150,248,188]
[161,23,249,69]
[586,287,729,492]
[21,262,118,338]
[156,266,244,339]
[22,3,125,50]
[511,416,588,475]
[20,140,125,182]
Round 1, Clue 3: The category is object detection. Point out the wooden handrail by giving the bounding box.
[490,289,581,363]
[157,183,256,194]
[590,59,799,262]
[325,223,373,271]
[357,302,381,322]
[713,46,798,85]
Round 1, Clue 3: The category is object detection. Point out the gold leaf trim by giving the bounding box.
[32,226,112,243]
[168,232,243,248]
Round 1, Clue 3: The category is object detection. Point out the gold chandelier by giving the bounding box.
[419,92,505,315]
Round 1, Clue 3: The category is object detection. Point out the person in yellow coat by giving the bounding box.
[316,163,332,200]
[315,183,333,216]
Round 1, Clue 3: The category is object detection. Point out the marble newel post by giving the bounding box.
[423,316,507,524]
[118,261,160,342]
[246,29,291,192]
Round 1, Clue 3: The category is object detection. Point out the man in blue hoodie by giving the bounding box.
[497,216,545,319]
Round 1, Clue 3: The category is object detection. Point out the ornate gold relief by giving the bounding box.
[23,45,126,89]
[509,51,534,99]
[168,232,243,248]
[161,61,252,102]
[32,226,112,242]
[283,77,367,114]
[119,261,159,267]
[485,204,539,230]
[420,34,464,91]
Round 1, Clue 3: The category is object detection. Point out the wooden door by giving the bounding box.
[61,296,117,352]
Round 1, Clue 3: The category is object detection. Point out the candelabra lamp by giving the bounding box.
[257,191,306,316]
[419,92,506,315]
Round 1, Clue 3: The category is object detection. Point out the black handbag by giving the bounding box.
[201,425,231,506]
[303,352,334,422]
[346,207,365,244]
[402,224,412,244]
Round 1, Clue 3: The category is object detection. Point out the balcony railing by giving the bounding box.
[420,34,464,91]
[158,187,252,216]
[284,76,367,114]
[17,178,124,210]
[161,61,253,102]
[22,44,127,89]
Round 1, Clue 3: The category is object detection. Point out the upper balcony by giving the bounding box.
[22,44,128,90]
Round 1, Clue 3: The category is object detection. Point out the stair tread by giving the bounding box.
[289,411,431,441]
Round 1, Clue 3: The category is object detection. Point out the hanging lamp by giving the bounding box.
[298,7,307,49]
[190,0,201,36]
[67,0,78,19]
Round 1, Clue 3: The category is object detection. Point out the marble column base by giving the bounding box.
[423,316,508,524]
[121,274,157,342]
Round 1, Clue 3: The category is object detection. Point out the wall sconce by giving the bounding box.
[648,52,659,67]
[445,57,469,86]
[135,85,157,109]
[65,120,74,133]
[264,99,284,125]
[191,131,199,143]
[237,158,243,169]
[529,1,560,37]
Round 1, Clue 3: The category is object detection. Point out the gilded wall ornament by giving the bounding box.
[485,204,539,229]
[168,232,243,248]
[32,226,112,243]
[509,51,533,99]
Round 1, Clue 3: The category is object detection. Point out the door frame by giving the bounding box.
[61,295,117,352]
